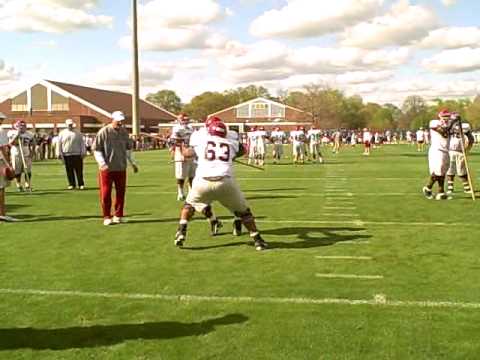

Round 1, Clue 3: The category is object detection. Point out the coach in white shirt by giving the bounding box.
[58,119,86,190]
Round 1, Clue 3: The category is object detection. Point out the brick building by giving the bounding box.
[0,80,176,133]
[208,97,313,132]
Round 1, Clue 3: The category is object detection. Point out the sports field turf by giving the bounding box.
[1,144,479,359]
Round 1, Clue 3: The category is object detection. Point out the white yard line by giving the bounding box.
[2,288,479,309]
[316,273,383,279]
[315,256,372,260]
[335,241,370,245]
[323,207,357,210]
[321,213,360,217]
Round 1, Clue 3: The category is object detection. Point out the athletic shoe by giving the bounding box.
[103,218,113,226]
[79,186,85,190]
[112,216,124,224]
[253,234,268,251]
[0,215,19,222]
[435,193,450,200]
[177,193,185,201]
[16,186,24,192]
[210,219,223,236]
[422,186,433,200]
[233,219,242,236]
[174,231,185,247]
[67,185,74,190]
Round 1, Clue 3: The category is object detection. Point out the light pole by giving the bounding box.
[131,0,140,136]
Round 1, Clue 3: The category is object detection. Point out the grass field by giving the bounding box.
[1,144,480,359]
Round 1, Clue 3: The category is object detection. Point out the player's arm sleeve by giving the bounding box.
[93,131,107,167]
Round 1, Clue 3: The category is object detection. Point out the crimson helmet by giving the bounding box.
[250,126,257,131]
[296,125,301,131]
[300,126,305,131]
[438,109,451,119]
[259,126,265,131]
[275,127,280,131]
[208,121,227,138]
[205,116,221,127]
[14,120,26,130]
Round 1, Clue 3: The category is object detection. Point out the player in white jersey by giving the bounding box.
[174,117,267,251]
[170,113,196,201]
[350,131,357,147]
[406,130,413,145]
[446,114,474,194]
[332,130,341,154]
[307,126,323,163]
[290,126,306,164]
[416,127,426,152]
[246,126,257,165]
[255,127,267,166]
[362,128,372,156]
[8,120,34,192]
[270,127,286,164]
[422,109,456,200]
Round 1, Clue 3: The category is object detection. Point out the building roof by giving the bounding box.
[208,97,307,117]
[45,80,177,121]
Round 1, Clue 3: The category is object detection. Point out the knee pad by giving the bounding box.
[202,205,213,218]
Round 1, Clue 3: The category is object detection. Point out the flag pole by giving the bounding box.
[131,0,140,136]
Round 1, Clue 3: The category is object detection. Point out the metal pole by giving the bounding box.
[131,0,140,136]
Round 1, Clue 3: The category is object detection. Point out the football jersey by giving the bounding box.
[449,122,471,152]
[363,131,371,143]
[416,130,425,141]
[290,130,306,143]
[255,130,267,145]
[8,130,34,157]
[171,124,194,161]
[307,129,321,144]
[270,131,285,144]
[429,119,449,152]
[190,128,239,178]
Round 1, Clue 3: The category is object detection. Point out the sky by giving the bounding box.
[0,0,479,105]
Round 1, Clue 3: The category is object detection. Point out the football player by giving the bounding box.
[332,129,341,154]
[307,125,323,163]
[422,109,457,200]
[446,113,474,194]
[255,126,267,166]
[290,126,306,164]
[174,117,267,251]
[8,120,35,192]
[170,113,195,201]
[246,126,257,165]
[416,127,426,152]
[270,127,286,164]
[362,128,372,156]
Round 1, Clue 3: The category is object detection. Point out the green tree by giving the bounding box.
[466,95,480,129]
[182,91,233,121]
[146,89,182,114]
[401,95,427,129]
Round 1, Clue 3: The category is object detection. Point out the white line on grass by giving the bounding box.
[323,207,357,210]
[335,241,370,245]
[2,288,479,309]
[315,256,372,260]
[321,213,360,217]
[316,274,383,279]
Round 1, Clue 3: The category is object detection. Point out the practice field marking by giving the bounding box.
[321,213,360,217]
[315,256,372,260]
[2,288,479,309]
[316,273,382,279]
[323,206,357,210]
[336,240,370,245]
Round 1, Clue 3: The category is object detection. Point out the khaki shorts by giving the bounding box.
[273,144,283,155]
[186,176,249,214]
[428,149,449,176]
[12,154,32,175]
[293,143,305,156]
[447,151,467,177]
[175,160,196,180]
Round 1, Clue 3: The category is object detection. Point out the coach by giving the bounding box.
[58,119,86,190]
[93,111,139,226]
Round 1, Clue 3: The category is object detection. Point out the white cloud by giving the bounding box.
[336,70,394,84]
[342,0,438,48]
[120,0,229,51]
[423,47,480,73]
[0,60,20,82]
[0,0,112,33]
[250,0,384,38]
[441,0,457,6]
[418,27,480,49]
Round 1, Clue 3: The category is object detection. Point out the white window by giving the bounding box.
[271,104,285,118]
[252,102,268,117]
[236,104,249,118]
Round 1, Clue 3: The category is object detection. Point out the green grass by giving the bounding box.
[1,144,480,359]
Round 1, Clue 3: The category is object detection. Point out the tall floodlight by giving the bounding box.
[131,0,140,136]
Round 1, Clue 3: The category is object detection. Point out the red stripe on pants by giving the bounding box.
[99,170,127,218]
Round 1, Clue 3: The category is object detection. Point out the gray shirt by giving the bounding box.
[93,124,131,171]
[58,128,85,156]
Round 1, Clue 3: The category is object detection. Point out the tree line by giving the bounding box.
[146,84,480,130]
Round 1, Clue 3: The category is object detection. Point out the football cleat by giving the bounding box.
[210,219,223,236]
[253,234,268,251]
[175,231,185,247]
[177,193,185,201]
[435,193,450,200]
[422,186,433,200]
[233,219,242,236]
[103,218,113,226]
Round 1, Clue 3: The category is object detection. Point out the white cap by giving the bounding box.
[65,118,74,125]
[0,112,6,119]
[112,111,125,122]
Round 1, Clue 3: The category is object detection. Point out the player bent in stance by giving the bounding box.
[270,127,285,164]
[170,114,195,201]
[422,109,457,200]
[446,114,474,194]
[174,118,268,251]
[8,120,34,192]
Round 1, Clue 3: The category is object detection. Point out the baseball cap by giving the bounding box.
[65,119,74,125]
[112,111,126,121]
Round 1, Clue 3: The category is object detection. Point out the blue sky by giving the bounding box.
[0,0,479,105]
